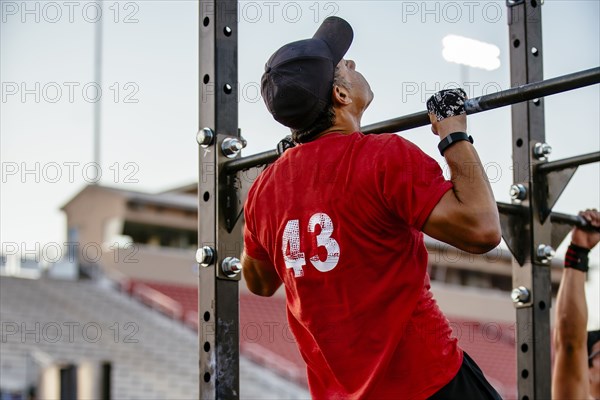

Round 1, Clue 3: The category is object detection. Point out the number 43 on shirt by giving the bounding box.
[282,212,340,277]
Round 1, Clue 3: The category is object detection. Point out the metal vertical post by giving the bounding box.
[198,0,242,398]
[507,1,552,399]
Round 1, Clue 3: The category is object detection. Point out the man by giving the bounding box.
[242,16,502,398]
[553,209,600,400]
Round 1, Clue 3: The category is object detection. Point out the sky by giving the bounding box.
[1,0,599,323]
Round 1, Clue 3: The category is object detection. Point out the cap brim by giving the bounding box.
[312,16,354,66]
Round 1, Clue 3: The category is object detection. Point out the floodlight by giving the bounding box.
[442,35,501,71]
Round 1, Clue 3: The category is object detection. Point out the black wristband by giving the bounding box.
[564,243,590,272]
[438,132,474,156]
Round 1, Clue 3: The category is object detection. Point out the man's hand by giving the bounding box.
[571,209,600,250]
[427,88,468,140]
[429,114,467,140]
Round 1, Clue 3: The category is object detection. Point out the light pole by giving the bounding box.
[93,0,103,183]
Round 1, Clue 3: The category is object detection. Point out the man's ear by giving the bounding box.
[332,84,352,106]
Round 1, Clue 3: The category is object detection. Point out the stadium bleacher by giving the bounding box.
[134,280,517,398]
[0,276,309,399]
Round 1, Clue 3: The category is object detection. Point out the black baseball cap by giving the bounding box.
[261,17,354,131]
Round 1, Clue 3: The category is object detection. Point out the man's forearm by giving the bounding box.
[555,268,587,344]
[438,139,501,252]
[422,136,501,253]
[443,141,498,226]
[552,264,589,400]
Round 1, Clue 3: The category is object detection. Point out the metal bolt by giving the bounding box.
[531,47,539,56]
[533,142,552,159]
[196,246,215,267]
[509,184,527,201]
[197,128,214,147]
[537,244,556,263]
[221,138,245,158]
[511,286,530,304]
[221,257,242,277]
[532,98,540,106]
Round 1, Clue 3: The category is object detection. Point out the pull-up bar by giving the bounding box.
[363,66,599,134]
[224,66,599,174]
[498,202,600,232]
[537,151,600,173]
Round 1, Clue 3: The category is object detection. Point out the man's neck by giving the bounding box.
[316,126,355,139]
[317,109,362,138]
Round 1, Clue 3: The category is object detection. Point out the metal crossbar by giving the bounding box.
[537,151,600,173]
[224,67,600,174]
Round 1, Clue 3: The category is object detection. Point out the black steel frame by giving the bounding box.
[198,1,599,398]
[507,2,551,398]
[198,0,242,398]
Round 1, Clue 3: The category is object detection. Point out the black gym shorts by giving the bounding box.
[428,352,503,400]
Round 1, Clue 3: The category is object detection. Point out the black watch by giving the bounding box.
[438,132,474,156]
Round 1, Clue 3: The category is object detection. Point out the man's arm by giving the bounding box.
[552,209,600,400]
[241,251,283,297]
[422,113,501,254]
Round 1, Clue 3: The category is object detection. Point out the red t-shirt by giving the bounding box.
[244,132,462,399]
